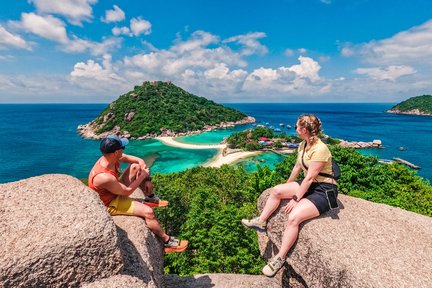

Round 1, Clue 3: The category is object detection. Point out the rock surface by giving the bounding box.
[82,275,148,288]
[257,189,432,287]
[165,273,280,288]
[112,188,165,288]
[0,174,123,288]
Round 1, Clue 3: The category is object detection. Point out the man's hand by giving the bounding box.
[283,200,298,213]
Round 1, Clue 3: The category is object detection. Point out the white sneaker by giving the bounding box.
[262,256,285,277]
[241,217,267,231]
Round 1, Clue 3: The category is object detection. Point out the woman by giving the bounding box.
[241,114,338,277]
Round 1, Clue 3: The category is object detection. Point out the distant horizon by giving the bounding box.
[1,1,432,103]
[0,101,398,105]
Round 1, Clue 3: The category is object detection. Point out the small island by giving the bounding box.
[387,95,432,116]
[78,81,255,139]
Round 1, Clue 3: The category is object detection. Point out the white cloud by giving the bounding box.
[63,37,121,56]
[12,13,69,44]
[204,63,247,81]
[285,56,321,82]
[284,49,294,56]
[0,25,30,50]
[70,54,122,82]
[112,26,130,36]
[101,5,125,23]
[298,48,307,54]
[223,32,268,56]
[343,20,432,65]
[354,65,416,81]
[29,0,97,25]
[130,17,152,36]
[242,57,325,95]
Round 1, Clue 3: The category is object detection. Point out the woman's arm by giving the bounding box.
[286,162,302,183]
[295,161,325,199]
[283,161,325,213]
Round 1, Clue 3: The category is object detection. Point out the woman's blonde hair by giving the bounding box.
[298,114,322,145]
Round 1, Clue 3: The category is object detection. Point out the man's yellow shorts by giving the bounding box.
[107,196,135,216]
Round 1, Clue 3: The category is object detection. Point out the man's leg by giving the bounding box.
[132,200,170,242]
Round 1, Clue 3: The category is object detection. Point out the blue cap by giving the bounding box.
[100,135,129,154]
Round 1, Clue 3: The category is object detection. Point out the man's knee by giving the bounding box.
[134,202,156,219]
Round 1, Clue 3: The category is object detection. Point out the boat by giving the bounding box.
[286,125,292,129]
[279,123,285,127]
[273,128,281,132]
[399,147,406,151]
[378,159,394,164]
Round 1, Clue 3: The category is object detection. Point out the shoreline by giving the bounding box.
[156,137,264,167]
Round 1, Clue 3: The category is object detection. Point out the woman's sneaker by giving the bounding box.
[262,256,285,277]
[241,217,267,231]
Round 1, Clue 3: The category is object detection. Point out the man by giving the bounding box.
[88,134,187,252]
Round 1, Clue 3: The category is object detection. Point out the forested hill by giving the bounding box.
[387,95,432,115]
[78,81,254,139]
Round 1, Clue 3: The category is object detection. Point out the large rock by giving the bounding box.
[165,273,280,288]
[111,188,165,288]
[257,189,432,288]
[81,275,147,288]
[0,174,123,288]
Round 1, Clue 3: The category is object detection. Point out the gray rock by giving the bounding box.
[111,188,165,288]
[257,189,432,287]
[0,174,123,288]
[81,274,148,288]
[165,273,280,288]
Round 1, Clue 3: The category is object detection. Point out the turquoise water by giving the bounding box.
[0,103,431,183]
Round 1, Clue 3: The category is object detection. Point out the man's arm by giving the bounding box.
[120,153,146,170]
[94,171,148,197]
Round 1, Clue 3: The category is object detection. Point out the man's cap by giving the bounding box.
[100,135,129,154]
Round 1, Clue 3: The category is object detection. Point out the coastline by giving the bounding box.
[156,137,263,167]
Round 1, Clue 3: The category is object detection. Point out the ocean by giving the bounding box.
[0,103,431,184]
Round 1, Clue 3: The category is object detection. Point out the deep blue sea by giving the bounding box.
[0,103,431,184]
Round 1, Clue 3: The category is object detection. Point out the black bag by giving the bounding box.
[301,143,341,180]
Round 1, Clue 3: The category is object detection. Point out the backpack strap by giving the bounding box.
[301,142,336,180]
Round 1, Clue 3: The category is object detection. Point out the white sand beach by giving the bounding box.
[156,137,262,167]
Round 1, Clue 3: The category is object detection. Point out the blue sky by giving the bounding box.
[1,0,432,103]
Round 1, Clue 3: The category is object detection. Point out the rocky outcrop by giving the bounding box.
[0,174,165,288]
[77,116,256,140]
[387,109,432,116]
[165,273,280,288]
[338,139,382,149]
[256,189,432,287]
[0,174,123,287]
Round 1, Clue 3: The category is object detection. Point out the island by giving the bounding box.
[77,81,255,139]
[386,95,432,116]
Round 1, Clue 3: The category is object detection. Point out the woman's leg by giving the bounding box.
[259,182,300,222]
[276,198,320,259]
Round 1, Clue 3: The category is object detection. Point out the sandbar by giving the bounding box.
[156,137,262,167]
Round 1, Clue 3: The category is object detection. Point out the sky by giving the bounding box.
[1,0,432,103]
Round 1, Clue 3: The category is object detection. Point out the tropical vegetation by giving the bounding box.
[388,95,432,114]
[92,81,249,137]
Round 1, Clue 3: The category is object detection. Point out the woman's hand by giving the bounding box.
[283,200,298,213]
